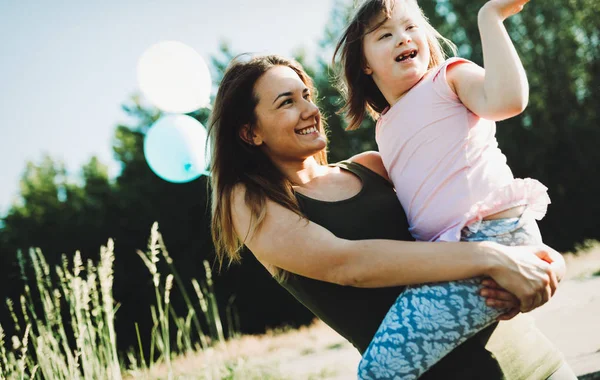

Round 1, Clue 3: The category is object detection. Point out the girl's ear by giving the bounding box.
[239,124,263,146]
[364,65,373,75]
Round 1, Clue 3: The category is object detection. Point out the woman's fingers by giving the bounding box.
[532,266,556,311]
[523,292,543,313]
[518,287,536,312]
[545,245,567,282]
[480,280,521,309]
[480,287,518,303]
[481,278,501,289]
[497,307,520,321]
[521,264,553,312]
[486,299,515,309]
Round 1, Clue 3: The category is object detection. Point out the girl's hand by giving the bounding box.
[480,278,521,320]
[480,0,530,21]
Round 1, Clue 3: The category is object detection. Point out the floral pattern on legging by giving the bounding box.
[358,216,543,380]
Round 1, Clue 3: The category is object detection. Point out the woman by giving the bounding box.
[208,54,571,379]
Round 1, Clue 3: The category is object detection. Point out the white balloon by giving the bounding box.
[143,114,210,183]
[137,41,211,113]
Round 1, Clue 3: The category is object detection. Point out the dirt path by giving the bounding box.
[530,275,600,378]
[140,250,600,379]
[276,249,600,379]
[280,274,600,379]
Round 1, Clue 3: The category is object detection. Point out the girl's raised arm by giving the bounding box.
[448,0,530,121]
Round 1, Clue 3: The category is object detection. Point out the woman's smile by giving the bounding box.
[251,65,327,160]
[295,125,319,135]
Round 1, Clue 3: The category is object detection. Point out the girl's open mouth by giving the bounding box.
[395,50,418,62]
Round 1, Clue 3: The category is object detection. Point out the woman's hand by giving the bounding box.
[480,278,521,320]
[484,242,560,313]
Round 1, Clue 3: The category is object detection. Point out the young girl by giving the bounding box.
[334,0,569,379]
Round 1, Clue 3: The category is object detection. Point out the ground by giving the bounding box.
[132,248,600,380]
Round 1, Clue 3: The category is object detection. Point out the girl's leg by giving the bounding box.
[357,277,503,379]
[358,217,541,380]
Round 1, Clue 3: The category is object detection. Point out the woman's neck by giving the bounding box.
[275,156,330,186]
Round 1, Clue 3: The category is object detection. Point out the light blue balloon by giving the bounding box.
[143,114,210,183]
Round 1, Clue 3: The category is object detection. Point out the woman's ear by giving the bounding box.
[364,65,373,75]
[239,124,263,146]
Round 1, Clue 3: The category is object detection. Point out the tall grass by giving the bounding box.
[0,223,235,380]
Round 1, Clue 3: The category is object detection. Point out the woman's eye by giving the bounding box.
[281,99,293,106]
[304,93,311,101]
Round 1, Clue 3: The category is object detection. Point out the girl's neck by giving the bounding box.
[380,70,430,108]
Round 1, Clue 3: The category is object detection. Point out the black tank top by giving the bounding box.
[280,160,412,353]
[278,161,563,379]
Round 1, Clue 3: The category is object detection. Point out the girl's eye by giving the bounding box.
[378,33,392,41]
[407,24,417,30]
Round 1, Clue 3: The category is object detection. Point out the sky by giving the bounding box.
[0,0,338,215]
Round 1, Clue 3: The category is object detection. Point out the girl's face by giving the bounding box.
[362,2,430,104]
[248,65,326,164]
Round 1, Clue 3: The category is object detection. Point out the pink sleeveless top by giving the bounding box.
[376,58,550,242]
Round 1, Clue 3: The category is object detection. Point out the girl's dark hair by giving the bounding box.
[333,0,456,130]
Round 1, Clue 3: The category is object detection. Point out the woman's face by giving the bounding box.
[248,65,326,163]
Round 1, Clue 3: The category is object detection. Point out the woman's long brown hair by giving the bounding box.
[208,55,327,275]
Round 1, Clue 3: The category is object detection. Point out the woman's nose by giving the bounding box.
[302,99,319,119]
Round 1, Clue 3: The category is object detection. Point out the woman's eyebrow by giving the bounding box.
[273,88,309,104]
[273,91,292,104]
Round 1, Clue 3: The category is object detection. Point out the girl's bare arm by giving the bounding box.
[448,0,530,121]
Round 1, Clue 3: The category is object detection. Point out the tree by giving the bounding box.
[1,0,598,352]
[419,0,600,250]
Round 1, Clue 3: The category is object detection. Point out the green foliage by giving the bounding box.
[0,226,230,380]
[0,243,121,379]
[0,0,598,353]
[1,155,114,259]
[424,0,600,250]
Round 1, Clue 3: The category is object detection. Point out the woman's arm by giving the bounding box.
[447,0,530,121]
[231,184,557,312]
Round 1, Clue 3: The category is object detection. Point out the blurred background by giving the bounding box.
[0,0,598,366]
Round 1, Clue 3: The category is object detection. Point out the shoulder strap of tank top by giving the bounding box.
[333,160,394,189]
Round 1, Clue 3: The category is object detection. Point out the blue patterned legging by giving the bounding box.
[358,216,543,380]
